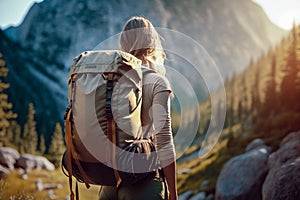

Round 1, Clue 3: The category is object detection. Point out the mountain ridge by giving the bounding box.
[0,0,286,142]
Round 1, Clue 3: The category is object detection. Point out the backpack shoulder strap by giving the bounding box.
[64,74,91,200]
[106,73,122,187]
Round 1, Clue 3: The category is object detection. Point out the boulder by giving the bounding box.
[206,194,214,200]
[189,192,206,200]
[36,178,62,191]
[178,168,191,174]
[16,154,55,171]
[262,131,300,200]
[200,180,209,190]
[245,138,265,152]
[0,147,20,170]
[16,154,36,171]
[34,155,55,171]
[0,165,10,179]
[215,140,270,200]
[179,190,193,200]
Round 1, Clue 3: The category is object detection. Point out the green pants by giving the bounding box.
[98,178,168,200]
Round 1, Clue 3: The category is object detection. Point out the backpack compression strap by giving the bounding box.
[106,73,122,187]
[65,74,90,200]
[65,109,75,200]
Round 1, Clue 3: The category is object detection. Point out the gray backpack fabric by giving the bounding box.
[69,50,143,162]
[62,50,158,199]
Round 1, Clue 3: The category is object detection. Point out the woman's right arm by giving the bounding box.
[151,90,177,200]
[162,161,178,200]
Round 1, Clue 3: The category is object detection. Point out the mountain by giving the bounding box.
[0,30,66,143]
[0,0,286,143]
[176,23,300,198]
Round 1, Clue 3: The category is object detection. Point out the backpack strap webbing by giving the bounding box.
[65,74,90,200]
[106,73,122,187]
[65,108,75,200]
[107,118,122,187]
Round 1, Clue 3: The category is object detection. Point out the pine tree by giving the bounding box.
[7,120,21,148]
[263,55,278,117]
[224,82,231,127]
[279,22,300,111]
[236,75,248,124]
[226,73,236,127]
[295,25,300,111]
[22,103,38,154]
[0,53,17,146]
[48,123,65,167]
[241,75,249,118]
[251,68,261,123]
[12,121,22,152]
[39,133,46,155]
[237,100,243,122]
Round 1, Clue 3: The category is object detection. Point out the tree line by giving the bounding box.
[0,53,64,167]
[232,23,300,148]
[199,22,300,151]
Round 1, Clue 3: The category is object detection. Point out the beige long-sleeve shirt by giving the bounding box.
[141,70,176,166]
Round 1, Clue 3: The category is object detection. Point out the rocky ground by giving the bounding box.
[2,131,300,200]
[179,131,300,200]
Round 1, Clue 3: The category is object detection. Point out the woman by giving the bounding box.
[98,16,177,200]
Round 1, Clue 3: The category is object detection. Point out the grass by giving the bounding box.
[176,124,249,195]
[177,138,229,195]
[2,116,296,199]
[0,168,100,200]
[176,113,300,196]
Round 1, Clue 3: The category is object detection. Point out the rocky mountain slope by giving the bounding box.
[177,22,300,199]
[0,0,286,139]
[215,131,300,200]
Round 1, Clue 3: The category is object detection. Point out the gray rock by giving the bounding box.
[16,154,55,171]
[189,192,206,200]
[0,147,20,170]
[206,194,214,200]
[16,155,36,171]
[36,178,62,191]
[34,155,55,171]
[200,180,209,190]
[178,168,191,174]
[245,138,265,152]
[215,144,270,200]
[179,190,193,200]
[262,131,300,200]
[48,189,58,199]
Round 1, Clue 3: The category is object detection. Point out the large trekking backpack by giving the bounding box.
[62,50,158,199]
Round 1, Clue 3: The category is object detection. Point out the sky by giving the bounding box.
[252,0,300,30]
[0,0,300,30]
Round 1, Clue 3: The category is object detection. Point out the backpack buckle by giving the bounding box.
[106,73,114,119]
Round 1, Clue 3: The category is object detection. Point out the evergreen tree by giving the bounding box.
[7,120,21,148]
[226,73,236,127]
[12,121,22,152]
[224,77,230,128]
[48,123,65,167]
[240,75,248,118]
[0,53,17,146]
[39,133,46,155]
[236,74,248,125]
[251,68,261,122]
[22,103,38,154]
[295,25,300,111]
[263,55,278,116]
[279,22,299,111]
[237,100,243,121]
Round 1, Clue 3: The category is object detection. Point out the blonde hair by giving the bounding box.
[120,16,166,75]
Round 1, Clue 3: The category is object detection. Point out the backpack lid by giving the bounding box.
[70,50,142,74]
